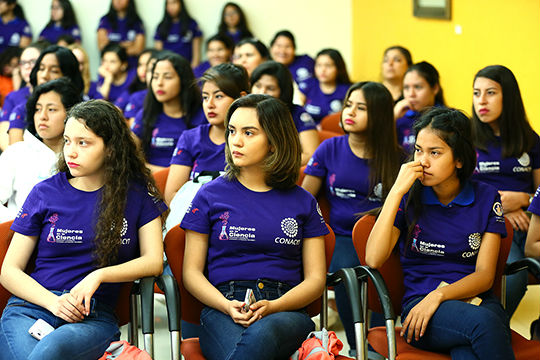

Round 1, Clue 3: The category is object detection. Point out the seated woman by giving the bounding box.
[380,45,412,104]
[250,61,318,165]
[217,2,253,44]
[299,48,351,124]
[193,34,234,79]
[0,78,81,223]
[366,107,514,359]
[302,81,402,354]
[164,63,248,204]
[394,61,445,154]
[270,30,314,87]
[182,94,327,360]
[0,100,166,360]
[232,38,268,76]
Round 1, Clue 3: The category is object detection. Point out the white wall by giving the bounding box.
[19,0,352,80]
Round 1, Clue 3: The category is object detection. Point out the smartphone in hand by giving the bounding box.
[242,288,256,312]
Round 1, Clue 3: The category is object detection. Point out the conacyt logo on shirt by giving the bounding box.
[462,232,481,258]
[275,218,300,246]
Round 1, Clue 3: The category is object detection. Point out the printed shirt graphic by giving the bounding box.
[396,109,419,155]
[288,54,315,85]
[0,17,31,53]
[291,104,317,133]
[181,176,328,287]
[154,19,202,62]
[1,87,30,122]
[394,180,506,306]
[169,123,226,179]
[132,108,207,167]
[39,24,81,43]
[299,78,349,124]
[11,172,166,308]
[97,16,144,43]
[472,134,540,193]
[304,135,383,236]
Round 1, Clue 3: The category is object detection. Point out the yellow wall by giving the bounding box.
[351,0,540,131]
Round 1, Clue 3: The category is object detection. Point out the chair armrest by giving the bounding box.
[505,257,540,280]
[327,267,364,324]
[139,276,157,335]
[354,266,396,321]
[155,274,181,332]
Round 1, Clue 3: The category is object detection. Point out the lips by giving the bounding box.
[207,112,217,118]
[156,90,165,95]
[38,123,48,129]
[232,151,243,157]
[344,119,355,125]
[67,162,79,168]
[478,108,489,115]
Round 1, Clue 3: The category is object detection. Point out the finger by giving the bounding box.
[67,294,86,316]
[400,315,410,337]
[420,317,428,338]
[84,295,91,316]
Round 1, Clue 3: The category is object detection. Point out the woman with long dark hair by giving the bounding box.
[39,0,81,44]
[0,0,32,52]
[217,2,253,44]
[0,99,166,359]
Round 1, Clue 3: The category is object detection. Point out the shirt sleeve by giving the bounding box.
[191,19,202,38]
[131,110,144,138]
[22,20,32,38]
[97,16,110,32]
[302,195,330,239]
[136,187,168,229]
[8,106,26,130]
[528,186,540,215]
[71,26,82,41]
[393,196,407,233]
[303,141,328,178]
[0,148,16,222]
[180,185,211,234]
[170,132,195,166]
[529,134,540,170]
[485,190,507,237]
[10,185,45,236]
[294,106,317,133]
[1,93,15,121]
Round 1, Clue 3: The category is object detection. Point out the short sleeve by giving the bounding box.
[114,90,130,112]
[530,134,540,170]
[22,21,32,38]
[303,141,328,178]
[393,196,407,233]
[71,26,82,41]
[131,110,144,138]
[8,106,25,130]
[10,186,45,236]
[485,191,507,237]
[294,107,317,133]
[97,16,110,32]
[302,196,330,239]
[180,185,211,234]
[170,132,195,166]
[191,20,202,38]
[153,24,164,41]
[528,186,540,215]
[135,187,168,229]
[134,21,144,35]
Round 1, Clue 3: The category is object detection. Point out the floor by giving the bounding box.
[121,284,540,359]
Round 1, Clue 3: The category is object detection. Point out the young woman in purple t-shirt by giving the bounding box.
[366,107,514,359]
[299,48,351,124]
[0,100,166,360]
[91,43,133,103]
[182,95,328,360]
[217,2,253,45]
[38,0,81,44]
[193,34,234,79]
[164,63,248,204]
[270,30,315,87]
[250,60,319,165]
[232,38,268,77]
[0,0,31,52]
[132,52,205,171]
[471,65,540,318]
[380,45,412,104]
[302,81,402,354]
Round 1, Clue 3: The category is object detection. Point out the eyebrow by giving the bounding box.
[473,86,498,91]
[202,90,224,95]
[415,144,444,150]
[347,100,367,106]
[228,124,260,131]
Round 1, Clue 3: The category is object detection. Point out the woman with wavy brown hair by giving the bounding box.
[0,99,167,360]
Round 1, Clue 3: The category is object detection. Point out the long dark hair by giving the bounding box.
[250,60,293,109]
[128,48,156,93]
[141,52,201,155]
[404,107,476,246]
[29,45,84,95]
[58,100,165,267]
[157,0,193,39]
[471,65,536,158]
[201,63,249,99]
[405,61,445,106]
[104,0,142,31]
[316,48,351,85]
[383,45,413,66]
[224,94,301,190]
[26,77,82,138]
[342,82,402,199]
[4,0,26,20]
[46,0,78,29]
[218,2,252,41]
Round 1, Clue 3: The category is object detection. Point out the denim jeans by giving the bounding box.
[199,279,314,360]
[505,229,528,317]
[328,234,361,350]
[0,292,120,360]
[401,292,515,360]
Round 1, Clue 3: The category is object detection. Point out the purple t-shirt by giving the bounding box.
[39,24,81,43]
[291,104,316,133]
[289,54,314,86]
[154,19,202,62]
[92,70,136,103]
[123,88,147,118]
[131,108,207,167]
[300,78,349,124]
[0,17,32,53]
[396,109,418,155]
[1,86,30,122]
[170,123,225,180]
[98,15,144,68]
[10,172,166,308]
[528,185,540,215]
[472,134,540,194]
[181,176,329,287]
[193,61,210,79]
[7,102,26,130]
[304,135,382,236]
[394,180,506,307]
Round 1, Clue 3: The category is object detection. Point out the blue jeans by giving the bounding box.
[199,279,314,360]
[329,234,361,350]
[401,292,514,360]
[505,229,528,317]
[0,292,120,360]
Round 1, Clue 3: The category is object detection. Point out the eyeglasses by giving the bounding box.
[19,60,37,67]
